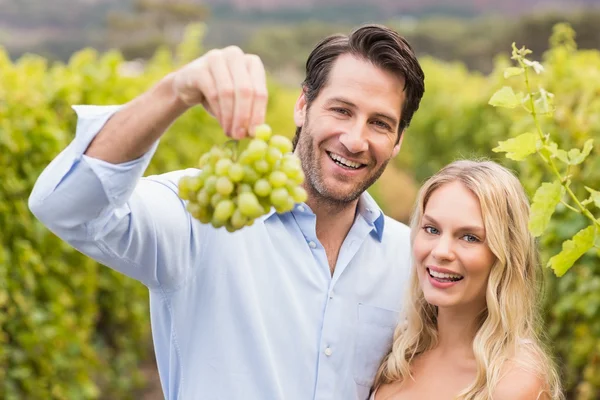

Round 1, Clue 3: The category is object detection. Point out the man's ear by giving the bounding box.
[392,130,405,158]
[294,91,307,127]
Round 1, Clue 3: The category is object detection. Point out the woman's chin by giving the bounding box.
[422,290,456,308]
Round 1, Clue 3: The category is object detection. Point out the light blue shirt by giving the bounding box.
[29,105,412,400]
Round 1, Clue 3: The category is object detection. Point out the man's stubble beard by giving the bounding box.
[295,122,390,208]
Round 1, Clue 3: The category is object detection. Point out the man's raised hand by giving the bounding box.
[173,46,268,140]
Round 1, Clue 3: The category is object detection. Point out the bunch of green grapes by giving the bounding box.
[177,124,307,232]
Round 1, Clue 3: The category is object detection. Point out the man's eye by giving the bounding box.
[373,120,392,130]
[333,108,349,115]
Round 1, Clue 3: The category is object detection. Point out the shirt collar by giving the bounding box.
[356,191,385,242]
[258,191,385,241]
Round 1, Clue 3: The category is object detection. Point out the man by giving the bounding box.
[29,24,425,399]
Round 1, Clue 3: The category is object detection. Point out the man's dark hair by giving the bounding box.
[292,24,425,148]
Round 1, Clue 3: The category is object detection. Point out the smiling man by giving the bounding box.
[29,25,425,399]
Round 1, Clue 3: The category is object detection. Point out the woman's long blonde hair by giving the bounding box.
[374,160,563,399]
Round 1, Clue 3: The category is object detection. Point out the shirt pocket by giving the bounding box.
[353,303,399,388]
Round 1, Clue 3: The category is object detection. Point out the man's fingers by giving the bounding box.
[245,54,268,136]
[195,69,220,122]
[207,50,235,136]
[227,48,254,140]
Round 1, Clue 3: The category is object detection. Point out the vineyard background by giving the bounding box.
[1,1,600,399]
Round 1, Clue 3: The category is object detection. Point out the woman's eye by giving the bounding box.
[462,234,480,243]
[424,226,439,235]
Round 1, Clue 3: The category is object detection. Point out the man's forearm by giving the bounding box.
[85,73,190,164]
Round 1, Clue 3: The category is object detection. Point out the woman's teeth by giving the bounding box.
[328,152,362,169]
[428,268,464,282]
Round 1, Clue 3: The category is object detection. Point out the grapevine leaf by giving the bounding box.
[504,67,524,78]
[585,186,600,209]
[529,180,564,237]
[534,88,555,115]
[545,142,570,164]
[489,86,520,109]
[547,225,596,276]
[492,132,538,161]
[567,139,594,165]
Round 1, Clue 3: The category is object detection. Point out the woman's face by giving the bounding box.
[413,181,496,311]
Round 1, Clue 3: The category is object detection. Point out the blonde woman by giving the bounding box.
[372,160,563,400]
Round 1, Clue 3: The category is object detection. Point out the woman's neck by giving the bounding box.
[434,303,485,358]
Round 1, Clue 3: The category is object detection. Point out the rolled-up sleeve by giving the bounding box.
[29,105,204,290]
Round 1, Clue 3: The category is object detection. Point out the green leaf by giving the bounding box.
[488,86,520,109]
[585,186,600,209]
[492,132,538,161]
[534,88,555,115]
[504,67,524,78]
[547,225,596,276]
[545,142,570,164]
[529,180,563,237]
[567,139,594,165]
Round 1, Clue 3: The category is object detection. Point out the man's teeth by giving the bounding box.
[329,152,362,169]
[428,269,463,280]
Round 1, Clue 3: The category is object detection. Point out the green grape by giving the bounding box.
[211,193,227,208]
[187,203,211,224]
[208,147,224,164]
[198,153,211,168]
[204,176,218,194]
[216,176,234,196]
[254,124,272,141]
[291,186,308,203]
[196,190,211,206]
[258,197,272,214]
[266,147,283,165]
[291,168,305,185]
[228,163,245,182]
[269,135,293,154]
[238,192,263,218]
[245,140,268,161]
[237,183,253,194]
[254,179,272,197]
[270,188,288,208]
[280,160,301,179]
[211,215,226,228]
[269,171,287,188]
[230,209,248,229]
[242,165,260,184]
[215,158,232,176]
[178,177,193,200]
[200,164,214,178]
[213,199,235,222]
[225,223,237,233]
[254,159,270,174]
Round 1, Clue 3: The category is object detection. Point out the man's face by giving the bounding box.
[293,54,406,205]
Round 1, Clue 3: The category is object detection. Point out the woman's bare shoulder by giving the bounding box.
[494,357,549,400]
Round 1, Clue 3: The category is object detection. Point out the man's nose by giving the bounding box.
[339,122,368,154]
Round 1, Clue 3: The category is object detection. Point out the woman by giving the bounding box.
[372,160,563,399]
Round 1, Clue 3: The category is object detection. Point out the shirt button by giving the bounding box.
[324,347,332,356]
[308,241,317,249]
[297,205,305,212]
